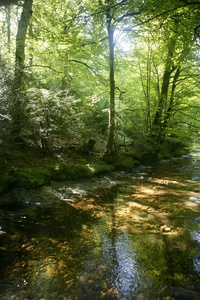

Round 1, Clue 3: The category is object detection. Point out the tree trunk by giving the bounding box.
[14,0,33,88]
[162,65,181,129]
[104,3,115,160]
[11,0,33,137]
[146,42,152,133]
[6,6,11,53]
[152,37,177,140]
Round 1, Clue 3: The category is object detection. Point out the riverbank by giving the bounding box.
[0,134,192,196]
[0,143,140,195]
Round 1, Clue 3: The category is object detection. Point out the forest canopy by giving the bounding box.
[0,0,200,165]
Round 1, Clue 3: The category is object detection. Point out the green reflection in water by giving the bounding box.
[0,152,200,299]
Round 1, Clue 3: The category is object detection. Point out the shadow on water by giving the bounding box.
[1,150,200,299]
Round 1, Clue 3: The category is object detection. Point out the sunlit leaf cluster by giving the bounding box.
[0,0,200,158]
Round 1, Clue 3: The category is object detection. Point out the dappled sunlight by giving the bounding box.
[141,187,155,194]
[1,153,200,299]
[150,177,186,186]
[114,199,178,235]
[66,174,199,237]
[184,201,199,209]
[69,197,107,219]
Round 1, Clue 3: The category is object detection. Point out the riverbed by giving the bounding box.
[0,149,200,299]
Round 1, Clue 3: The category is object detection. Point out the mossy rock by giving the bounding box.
[113,156,139,171]
[51,162,93,181]
[0,173,15,194]
[90,163,115,175]
[3,151,29,164]
[9,167,51,188]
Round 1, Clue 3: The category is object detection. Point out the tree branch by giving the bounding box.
[115,11,141,24]
[68,59,96,73]
[24,64,63,74]
[179,0,200,4]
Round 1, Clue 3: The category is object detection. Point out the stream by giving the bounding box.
[0,148,200,299]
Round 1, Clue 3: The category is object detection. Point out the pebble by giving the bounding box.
[160,225,171,232]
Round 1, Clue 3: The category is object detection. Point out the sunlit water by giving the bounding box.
[1,149,200,299]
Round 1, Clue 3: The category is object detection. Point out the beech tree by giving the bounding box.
[11,0,33,138]
[0,0,200,159]
[84,0,144,159]
[117,2,200,158]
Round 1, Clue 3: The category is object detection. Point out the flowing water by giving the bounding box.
[1,149,200,299]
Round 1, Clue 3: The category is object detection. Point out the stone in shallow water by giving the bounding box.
[189,196,200,204]
[170,286,200,300]
[160,225,171,232]
[38,186,63,201]
[159,286,200,300]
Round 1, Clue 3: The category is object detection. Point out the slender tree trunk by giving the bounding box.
[14,0,33,89]
[152,37,177,140]
[104,2,115,159]
[61,53,69,90]
[146,41,151,133]
[61,13,70,91]
[162,65,181,129]
[28,20,33,66]
[11,0,33,137]
[6,6,11,53]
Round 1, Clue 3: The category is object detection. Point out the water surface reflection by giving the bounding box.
[0,151,200,299]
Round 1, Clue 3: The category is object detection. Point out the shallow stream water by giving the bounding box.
[1,149,200,299]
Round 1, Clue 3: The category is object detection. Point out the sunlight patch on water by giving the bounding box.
[184,201,199,208]
[1,149,200,299]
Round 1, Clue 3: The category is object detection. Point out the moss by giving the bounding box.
[113,155,139,171]
[9,167,51,188]
[3,151,29,164]
[51,162,93,181]
[0,173,15,193]
[50,161,117,182]
[0,149,140,191]
[90,163,115,175]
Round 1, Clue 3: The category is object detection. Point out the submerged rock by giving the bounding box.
[189,196,200,204]
[0,186,64,208]
[160,225,171,232]
[170,287,200,300]
[159,286,200,300]
[37,186,63,202]
[0,188,42,208]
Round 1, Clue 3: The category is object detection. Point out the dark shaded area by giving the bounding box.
[0,0,18,6]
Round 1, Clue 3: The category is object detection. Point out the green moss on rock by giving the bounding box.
[113,156,139,170]
[9,167,51,188]
[51,162,93,181]
[90,163,115,175]
[0,173,15,193]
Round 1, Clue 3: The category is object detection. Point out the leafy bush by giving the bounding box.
[157,134,191,159]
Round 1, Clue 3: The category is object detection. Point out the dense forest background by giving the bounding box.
[0,0,200,191]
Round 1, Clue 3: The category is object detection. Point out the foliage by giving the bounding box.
[22,88,108,153]
[0,0,200,187]
[0,58,13,139]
